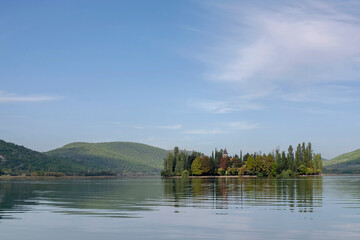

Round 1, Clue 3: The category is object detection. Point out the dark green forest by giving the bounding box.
[161,142,322,177]
[0,140,84,176]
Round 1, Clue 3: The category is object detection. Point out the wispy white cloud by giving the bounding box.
[288,106,341,115]
[225,121,262,130]
[0,90,60,103]
[131,124,182,130]
[184,129,226,135]
[201,1,360,103]
[183,121,261,135]
[156,124,182,130]
[190,98,262,114]
[281,84,359,104]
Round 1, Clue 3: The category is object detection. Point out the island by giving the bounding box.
[161,142,322,178]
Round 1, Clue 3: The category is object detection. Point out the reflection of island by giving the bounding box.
[0,177,325,221]
[164,177,323,213]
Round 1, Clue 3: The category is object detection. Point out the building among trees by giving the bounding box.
[222,149,228,158]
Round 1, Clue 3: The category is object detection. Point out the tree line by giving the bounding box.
[161,142,322,177]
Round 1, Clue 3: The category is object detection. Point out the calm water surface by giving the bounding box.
[0,176,359,239]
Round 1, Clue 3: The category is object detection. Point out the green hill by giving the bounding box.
[0,139,83,176]
[45,142,167,175]
[323,149,360,174]
[0,140,168,176]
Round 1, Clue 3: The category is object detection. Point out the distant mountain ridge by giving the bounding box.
[0,139,167,176]
[323,148,360,174]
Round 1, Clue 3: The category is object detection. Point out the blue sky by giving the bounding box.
[1,0,360,158]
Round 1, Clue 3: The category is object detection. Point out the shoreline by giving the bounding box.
[168,174,324,179]
[169,175,256,179]
[0,175,159,180]
[1,173,358,180]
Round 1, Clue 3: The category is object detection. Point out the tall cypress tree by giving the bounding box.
[287,145,295,172]
[281,151,287,171]
[164,152,175,174]
[307,142,313,169]
[295,144,302,170]
[175,151,187,174]
[275,148,281,167]
[301,142,306,166]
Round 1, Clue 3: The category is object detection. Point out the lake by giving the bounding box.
[0,176,359,239]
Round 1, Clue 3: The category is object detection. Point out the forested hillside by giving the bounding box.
[0,140,167,176]
[0,140,84,176]
[323,149,360,174]
[45,142,167,175]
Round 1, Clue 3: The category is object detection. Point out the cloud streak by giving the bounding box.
[225,121,262,130]
[202,1,360,103]
[0,90,60,103]
[156,124,182,130]
[190,98,262,114]
[184,129,226,135]
[183,120,261,135]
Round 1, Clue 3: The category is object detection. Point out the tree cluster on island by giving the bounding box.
[161,142,322,177]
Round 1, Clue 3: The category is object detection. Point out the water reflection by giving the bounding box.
[164,177,323,213]
[0,179,164,219]
[1,176,359,220]
[1,176,360,240]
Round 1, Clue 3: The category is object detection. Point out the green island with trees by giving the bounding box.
[161,142,322,178]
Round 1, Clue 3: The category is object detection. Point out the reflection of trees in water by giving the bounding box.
[0,182,39,219]
[0,177,324,219]
[164,177,323,213]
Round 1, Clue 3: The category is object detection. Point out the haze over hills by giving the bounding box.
[0,139,167,176]
[323,148,360,174]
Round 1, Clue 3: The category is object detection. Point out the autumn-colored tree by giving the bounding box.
[191,157,202,175]
[191,156,211,176]
[220,157,227,170]
[199,156,211,175]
